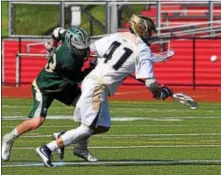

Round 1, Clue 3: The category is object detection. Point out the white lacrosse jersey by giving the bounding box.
[88,32,155,96]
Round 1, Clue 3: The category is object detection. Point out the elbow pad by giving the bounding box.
[145,78,159,93]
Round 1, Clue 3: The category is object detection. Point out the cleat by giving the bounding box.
[73,148,98,162]
[52,130,66,160]
[2,133,15,161]
[36,146,53,167]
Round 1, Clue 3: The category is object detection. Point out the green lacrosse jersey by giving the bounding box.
[35,42,85,93]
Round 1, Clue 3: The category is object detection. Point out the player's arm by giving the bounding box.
[78,57,98,82]
[72,43,98,82]
[136,47,173,100]
[144,78,173,100]
[45,27,66,56]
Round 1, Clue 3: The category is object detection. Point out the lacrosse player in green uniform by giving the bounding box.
[2,26,97,162]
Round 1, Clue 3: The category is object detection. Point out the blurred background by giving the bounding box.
[1,0,221,100]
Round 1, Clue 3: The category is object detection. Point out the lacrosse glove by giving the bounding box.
[45,42,56,59]
[153,86,173,100]
[159,86,173,100]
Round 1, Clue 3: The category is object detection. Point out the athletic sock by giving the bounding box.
[12,128,19,137]
[7,128,19,140]
[46,141,59,151]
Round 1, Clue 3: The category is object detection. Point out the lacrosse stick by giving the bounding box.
[171,92,198,110]
[151,40,175,63]
[89,41,174,63]
[128,75,198,110]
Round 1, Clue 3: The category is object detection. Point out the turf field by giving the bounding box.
[2,98,221,175]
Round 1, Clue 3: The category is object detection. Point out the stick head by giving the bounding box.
[151,41,175,63]
[172,93,198,110]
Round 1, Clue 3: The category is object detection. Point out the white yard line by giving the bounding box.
[2,115,221,121]
[3,159,221,168]
[2,115,221,122]
[3,124,221,128]
[8,145,221,150]
[2,105,219,113]
[2,116,183,121]
[9,132,221,138]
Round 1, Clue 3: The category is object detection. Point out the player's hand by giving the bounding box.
[159,86,173,100]
[45,42,56,59]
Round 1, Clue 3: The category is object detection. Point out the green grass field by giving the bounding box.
[2,98,221,175]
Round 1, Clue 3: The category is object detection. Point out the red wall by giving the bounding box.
[3,40,47,84]
[195,40,221,85]
[2,39,221,88]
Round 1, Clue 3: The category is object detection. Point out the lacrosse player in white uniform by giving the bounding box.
[36,14,174,167]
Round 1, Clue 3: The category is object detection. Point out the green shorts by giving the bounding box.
[28,84,81,118]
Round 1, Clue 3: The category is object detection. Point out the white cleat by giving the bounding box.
[2,133,15,161]
[73,148,98,162]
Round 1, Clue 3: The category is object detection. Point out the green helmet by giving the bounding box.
[65,27,90,56]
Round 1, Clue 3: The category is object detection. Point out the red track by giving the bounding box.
[2,85,221,102]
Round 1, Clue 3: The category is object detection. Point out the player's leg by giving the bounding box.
[73,95,111,161]
[54,83,81,106]
[36,123,94,167]
[2,85,54,161]
[52,84,108,161]
[73,138,97,161]
[53,129,100,161]
[36,79,111,167]
[52,83,81,160]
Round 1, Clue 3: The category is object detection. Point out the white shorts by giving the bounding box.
[73,78,111,127]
